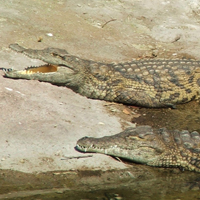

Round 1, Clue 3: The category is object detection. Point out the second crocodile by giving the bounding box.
[4,43,200,108]
[76,125,200,172]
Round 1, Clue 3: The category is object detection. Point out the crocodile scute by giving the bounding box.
[4,44,200,172]
[4,43,200,108]
[76,125,200,172]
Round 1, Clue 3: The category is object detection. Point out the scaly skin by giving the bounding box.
[5,44,200,172]
[76,125,200,172]
[4,43,200,108]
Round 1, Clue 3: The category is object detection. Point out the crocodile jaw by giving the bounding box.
[4,64,76,86]
[76,126,164,164]
[9,43,72,66]
[4,64,58,77]
[76,142,161,164]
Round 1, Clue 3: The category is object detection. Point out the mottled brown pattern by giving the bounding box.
[4,44,200,108]
[76,125,200,172]
[5,44,200,171]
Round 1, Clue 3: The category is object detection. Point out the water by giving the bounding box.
[0,166,199,200]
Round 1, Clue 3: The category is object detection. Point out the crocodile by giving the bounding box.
[76,125,200,172]
[4,43,200,108]
[4,44,200,172]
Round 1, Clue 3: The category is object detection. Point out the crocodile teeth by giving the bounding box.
[2,68,13,72]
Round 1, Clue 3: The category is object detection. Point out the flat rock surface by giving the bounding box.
[0,0,200,175]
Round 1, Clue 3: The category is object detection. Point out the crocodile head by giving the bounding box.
[3,63,76,86]
[77,126,200,172]
[76,126,165,165]
[4,44,82,86]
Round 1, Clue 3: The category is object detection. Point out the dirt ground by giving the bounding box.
[1,0,200,199]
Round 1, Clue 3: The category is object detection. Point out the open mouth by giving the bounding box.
[19,64,58,74]
[2,64,59,75]
[3,63,73,86]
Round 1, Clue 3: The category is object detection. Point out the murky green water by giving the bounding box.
[9,187,200,200]
[1,167,200,200]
